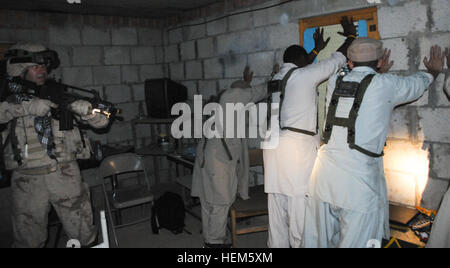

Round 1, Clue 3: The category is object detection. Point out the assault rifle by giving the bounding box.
[2,76,121,131]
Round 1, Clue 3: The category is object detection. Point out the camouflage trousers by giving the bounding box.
[11,161,97,248]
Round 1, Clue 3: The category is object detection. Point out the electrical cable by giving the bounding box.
[167,0,295,31]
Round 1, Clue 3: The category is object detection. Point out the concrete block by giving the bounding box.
[248,51,275,77]
[140,64,165,80]
[14,29,48,43]
[418,33,450,70]
[207,18,227,36]
[180,40,196,61]
[82,27,111,45]
[131,47,156,65]
[321,0,372,16]
[224,54,248,79]
[253,4,282,27]
[62,67,93,87]
[217,28,269,55]
[92,66,121,85]
[278,0,322,20]
[185,60,203,80]
[198,37,215,58]
[418,108,450,143]
[185,23,206,40]
[0,29,12,42]
[72,46,103,66]
[107,122,133,143]
[378,1,428,38]
[168,28,183,44]
[266,23,300,50]
[116,102,139,121]
[121,65,140,84]
[164,44,179,63]
[169,62,185,81]
[382,38,409,71]
[199,80,218,100]
[229,12,252,32]
[132,83,146,102]
[421,177,450,210]
[204,58,224,79]
[388,107,410,140]
[431,0,450,32]
[49,26,81,45]
[432,143,450,179]
[111,27,138,45]
[104,84,132,104]
[104,46,131,65]
[138,28,163,46]
[154,46,164,63]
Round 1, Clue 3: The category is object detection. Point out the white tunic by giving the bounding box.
[427,72,450,248]
[308,67,433,239]
[264,52,347,196]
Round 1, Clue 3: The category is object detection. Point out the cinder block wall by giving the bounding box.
[162,0,450,206]
[0,0,449,236]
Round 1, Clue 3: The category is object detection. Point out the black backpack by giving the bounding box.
[151,192,186,235]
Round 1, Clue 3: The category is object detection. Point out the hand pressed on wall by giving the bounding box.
[379,49,394,74]
[243,66,254,84]
[313,28,331,52]
[423,45,445,79]
[338,16,357,38]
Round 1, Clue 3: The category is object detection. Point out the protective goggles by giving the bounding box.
[5,49,60,71]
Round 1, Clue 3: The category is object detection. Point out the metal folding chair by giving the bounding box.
[99,153,154,247]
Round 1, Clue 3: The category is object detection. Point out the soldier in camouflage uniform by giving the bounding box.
[1,43,109,248]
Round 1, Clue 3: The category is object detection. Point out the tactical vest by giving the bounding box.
[269,67,318,136]
[322,73,383,158]
[2,116,92,171]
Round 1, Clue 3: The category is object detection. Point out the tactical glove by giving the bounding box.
[25,98,58,117]
[70,100,92,117]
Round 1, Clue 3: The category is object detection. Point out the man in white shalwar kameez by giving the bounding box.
[264,17,357,248]
[191,67,268,248]
[302,40,444,248]
[427,47,450,248]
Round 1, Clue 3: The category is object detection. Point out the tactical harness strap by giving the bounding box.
[10,119,23,165]
[278,67,318,136]
[323,74,383,158]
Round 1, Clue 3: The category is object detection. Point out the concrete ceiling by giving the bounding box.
[0,0,224,18]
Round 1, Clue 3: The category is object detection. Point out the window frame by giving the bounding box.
[298,7,380,46]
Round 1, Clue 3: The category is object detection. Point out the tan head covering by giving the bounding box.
[348,38,383,62]
[6,43,48,77]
